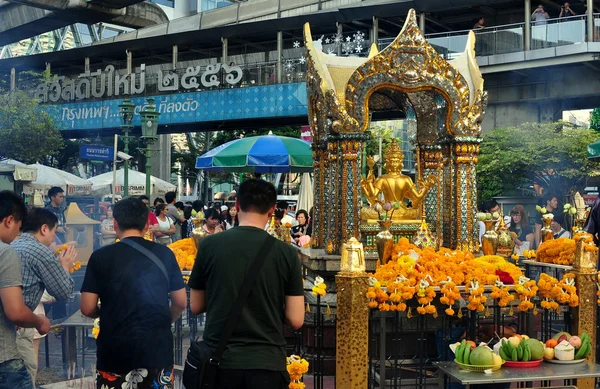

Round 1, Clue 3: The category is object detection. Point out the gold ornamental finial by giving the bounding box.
[384,139,404,161]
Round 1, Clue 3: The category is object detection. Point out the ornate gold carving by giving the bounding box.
[335,274,369,389]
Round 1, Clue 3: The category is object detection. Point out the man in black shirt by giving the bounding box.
[189,179,304,389]
[80,198,186,389]
[44,187,67,244]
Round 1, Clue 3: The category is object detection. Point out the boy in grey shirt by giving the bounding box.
[0,191,50,389]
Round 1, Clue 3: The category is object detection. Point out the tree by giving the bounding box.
[0,90,64,164]
[476,121,600,202]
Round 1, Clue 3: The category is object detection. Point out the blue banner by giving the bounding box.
[44,83,308,131]
[80,145,114,161]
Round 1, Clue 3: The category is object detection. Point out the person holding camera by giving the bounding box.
[559,2,576,18]
[532,4,550,25]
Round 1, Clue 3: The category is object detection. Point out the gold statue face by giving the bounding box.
[383,140,404,173]
[385,157,404,173]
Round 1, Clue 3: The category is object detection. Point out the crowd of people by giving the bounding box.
[0,178,306,389]
[478,192,572,254]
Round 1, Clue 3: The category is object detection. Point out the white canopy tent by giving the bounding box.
[297,173,313,213]
[88,168,176,197]
[13,163,92,196]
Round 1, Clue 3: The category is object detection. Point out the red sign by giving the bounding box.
[584,194,598,207]
[301,125,312,143]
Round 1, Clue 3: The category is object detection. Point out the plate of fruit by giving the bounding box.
[451,340,504,372]
[496,334,544,367]
[543,332,590,364]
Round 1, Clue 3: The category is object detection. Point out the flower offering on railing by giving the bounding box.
[287,355,309,389]
[536,238,576,265]
[366,238,528,313]
[168,238,198,271]
[514,276,538,312]
[311,276,327,296]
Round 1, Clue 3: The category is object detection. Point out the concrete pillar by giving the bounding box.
[151,134,172,183]
[221,37,228,64]
[587,0,594,42]
[419,13,426,33]
[10,68,15,91]
[126,50,132,75]
[371,16,379,44]
[524,0,531,51]
[84,57,90,73]
[172,45,178,69]
[276,31,283,83]
[45,62,51,75]
[336,23,343,56]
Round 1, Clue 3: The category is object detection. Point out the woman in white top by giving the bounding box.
[100,205,117,246]
[154,204,176,245]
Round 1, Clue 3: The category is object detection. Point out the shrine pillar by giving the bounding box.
[572,232,598,389]
[446,137,481,251]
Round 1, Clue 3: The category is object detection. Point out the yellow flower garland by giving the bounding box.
[168,238,198,271]
[367,238,527,312]
[287,355,309,389]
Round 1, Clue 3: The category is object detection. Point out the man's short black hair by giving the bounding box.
[0,191,27,222]
[238,179,276,214]
[192,200,204,212]
[22,208,58,233]
[204,208,220,220]
[175,201,184,210]
[544,192,558,205]
[154,198,165,206]
[138,195,149,202]
[113,198,148,232]
[484,200,499,212]
[165,191,177,204]
[48,187,64,198]
[277,200,289,210]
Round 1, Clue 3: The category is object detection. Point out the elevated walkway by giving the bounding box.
[0,0,168,45]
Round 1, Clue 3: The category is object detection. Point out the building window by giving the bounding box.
[150,0,174,7]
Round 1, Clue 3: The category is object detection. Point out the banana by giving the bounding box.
[455,340,466,363]
[582,342,592,358]
[575,339,591,359]
[510,347,517,361]
[502,340,513,355]
[499,346,509,361]
[516,342,523,360]
[522,344,531,362]
[463,344,472,365]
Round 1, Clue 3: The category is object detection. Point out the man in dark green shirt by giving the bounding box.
[189,179,304,388]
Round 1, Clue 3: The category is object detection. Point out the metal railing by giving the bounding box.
[378,14,592,60]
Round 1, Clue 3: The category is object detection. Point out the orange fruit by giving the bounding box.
[514,334,523,340]
[545,339,558,348]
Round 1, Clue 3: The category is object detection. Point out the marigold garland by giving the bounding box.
[92,318,100,339]
[465,279,486,312]
[538,273,560,313]
[536,238,575,265]
[523,250,536,260]
[514,276,538,312]
[311,276,327,296]
[69,261,81,274]
[555,273,578,307]
[490,280,514,307]
[287,355,309,389]
[367,238,528,313]
[55,244,81,273]
[168,238,197,271]
[440,277,460,316]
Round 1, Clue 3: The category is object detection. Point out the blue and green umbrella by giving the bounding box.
[195,133,313,173]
